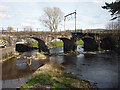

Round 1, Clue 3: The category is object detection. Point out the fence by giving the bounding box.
[0,27,50,32]
[0,27,120,34]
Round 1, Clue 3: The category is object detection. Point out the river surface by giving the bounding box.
[2,45,120,88]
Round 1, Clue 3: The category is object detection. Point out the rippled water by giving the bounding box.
[2,45,120,88]
[49,46,119,88]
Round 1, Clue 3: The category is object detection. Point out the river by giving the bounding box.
[2,45,120,88]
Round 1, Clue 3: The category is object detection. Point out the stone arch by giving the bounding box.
[29,37,49,53]
[59,38,76,53]
[2,36,17,46]
[72,35,98,51]
[81,37,98,51]
[49,38,63,48]
[100,37,114,50]
[46,36,56,46]
[16,37,49,53]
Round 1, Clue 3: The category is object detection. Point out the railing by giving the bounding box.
[0,27,120,34]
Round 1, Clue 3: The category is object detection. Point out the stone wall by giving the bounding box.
[0,45,15,60]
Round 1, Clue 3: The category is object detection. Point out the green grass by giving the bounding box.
[17,39,22,42]
[40,51,49,55]
[20,72,73,89]
[20,72,52,88]
[31,42,38,47]
[24,42,38,47]
[50,40,84,47]
[77,40,84,45]
[115,45,120,48]
[50,41,63,47]
[89,29,108,31]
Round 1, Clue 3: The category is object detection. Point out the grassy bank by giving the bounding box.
[20,63,97,89]
[50,40,84,47]
[77,40,84,45]
[50,41,63,47]
[24,42,38,47]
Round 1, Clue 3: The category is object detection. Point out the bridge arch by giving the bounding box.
[59,38,76,53]
[15,37,49,53]
[82,37,98,51]
[100,37,114,50]
[74,36,98,51]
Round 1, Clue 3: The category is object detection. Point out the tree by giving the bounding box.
[102,1,120,20]
[7,26,13,32]
[24,26,32,32]
[106,22,119,30]
[40,7,64,32]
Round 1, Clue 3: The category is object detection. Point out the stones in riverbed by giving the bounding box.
[34,52,47,60]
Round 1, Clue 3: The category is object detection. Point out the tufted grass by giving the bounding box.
[50,41,63,47]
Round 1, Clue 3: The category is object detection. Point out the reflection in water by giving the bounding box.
[49,46,119,88]
[2,49,41,80]
[77,45,84,52]
[2,45,120,88]
[50,47,63,54]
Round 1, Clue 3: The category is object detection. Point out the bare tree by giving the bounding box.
[7,26,14,32]
[106,22,119,30]
[24,26,33,32]
[40,7,64,32]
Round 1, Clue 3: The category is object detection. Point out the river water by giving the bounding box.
[2,45,120,88]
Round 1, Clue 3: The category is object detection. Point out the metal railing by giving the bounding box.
[0,27,120,34]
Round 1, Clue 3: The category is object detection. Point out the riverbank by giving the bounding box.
[20,62,97,89]
[1,52,20,63]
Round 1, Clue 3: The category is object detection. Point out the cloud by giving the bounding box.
[0,0,106,2]
[93,0,104,5]
[92,0,116,6]
[0,5,12,19]
[20,18,41,28]
[21,22,32,27]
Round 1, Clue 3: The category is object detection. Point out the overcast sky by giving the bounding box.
[0,0,116,31]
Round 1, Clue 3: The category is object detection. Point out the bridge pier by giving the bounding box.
[59,38,76,53]
[32,37,49,53]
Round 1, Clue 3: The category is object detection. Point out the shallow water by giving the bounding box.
[2,45,120,88]
[49,46,119,88]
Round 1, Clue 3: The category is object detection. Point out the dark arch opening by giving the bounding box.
[59,38,76,53]
[75,39,84,52]
[16,37,38,52]
[82,38,98,51]
[16,37,49,53]
[100,37,114,50]
[50,38,64,48]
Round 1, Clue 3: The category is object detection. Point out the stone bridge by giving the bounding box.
[1,30,120,53]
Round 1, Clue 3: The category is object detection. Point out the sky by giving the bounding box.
[0,0,116,31]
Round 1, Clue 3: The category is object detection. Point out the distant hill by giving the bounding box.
[85,29,108,31]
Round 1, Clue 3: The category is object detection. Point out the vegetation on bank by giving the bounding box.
[50,40,84,47]
[77,40,84,45]
[50,41,63,47]
[18,39,84,48]
[24,42,38,47]
[20,63,97,89]
[91,29,108,31]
